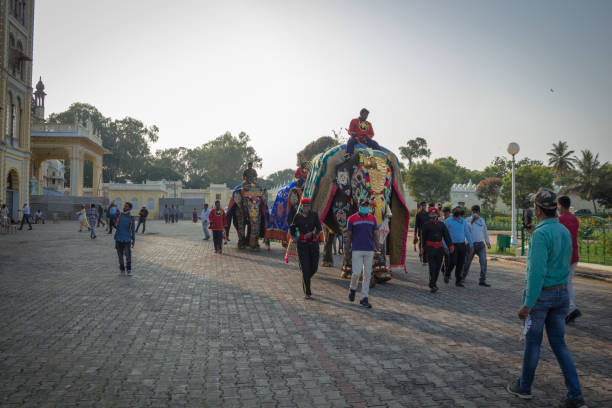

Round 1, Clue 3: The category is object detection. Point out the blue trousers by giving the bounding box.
[346,136,380,155]
[520,288,582,400]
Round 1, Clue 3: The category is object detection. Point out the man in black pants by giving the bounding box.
[289,197,322,300]
[413,201,429,265]
[421,207,454,293]
[135,206,149,234]
[444,206,473,287]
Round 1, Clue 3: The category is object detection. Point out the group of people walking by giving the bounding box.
[162,204,181,223]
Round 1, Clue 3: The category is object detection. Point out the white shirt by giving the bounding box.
[201,208,211,222]
[467,215,490,245]
[22,205,30,215]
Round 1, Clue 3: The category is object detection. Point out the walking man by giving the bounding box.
[414,201,429,265]
[421,207,453,293]
[87,204,98,239]
[18,203,32,230]
[289,197,322,300]
[444,205,473,287]
[464,205,492,286]
[345,108,381,157]
[557,196,582,324]
[96,204,106,228]
[208,200,227,254]
[135,206,149,234]
[347,200,379,308]
[108,202,119,234]
[201,203,211,240]
[506,189,586,408]
[114,202,135,276]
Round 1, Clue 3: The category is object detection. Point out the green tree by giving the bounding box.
[399,137,431,168]
[563,150,607,213]
[476,177,503,212]
[262,168,295,190]
[297,136,339,166]
[405,160,454,203]
[187,131,262,189]
[547,141,575,181]
[593,165,612,210]
[501,165,553,209]
[482,156,544,179]
[433,157,484,184]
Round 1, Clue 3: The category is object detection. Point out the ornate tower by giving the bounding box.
[33,76,46,121]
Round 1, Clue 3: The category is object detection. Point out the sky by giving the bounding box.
[32,0,612,177]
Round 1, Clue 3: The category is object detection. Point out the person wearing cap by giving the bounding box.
[345,108,381,157]
[420,207,453,293]
[506,188,586,408]
[289,197,322,299]
[135,206,149,234]
[557,196,582,325]
[208,200,227,254]
[464,205,491,286]
[346,200,380,308]
[444,205,473,287]
[413,201,429,265]
[294,162,309,188]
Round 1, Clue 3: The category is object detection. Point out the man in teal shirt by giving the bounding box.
[506,189,586,408]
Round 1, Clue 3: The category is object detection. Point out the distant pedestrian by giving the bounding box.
[347,200,379,309]
[421,207,453,293]
[464,205,492,287]
[77,205,89,232]
[333,233,343,255]
[97,204,106,227]
[135,206,149,234]
[192,208,198,223]
[201,203,211,241]
[114,202,135,276]
[34,210,45,224]
[163,204,169,223]
[1,204,9,227]
[108,202,119,234]
[557,196,582,324]
[18,203,32,231]
[440,206,452,277]
[208,200,227,254]
[506,188,586,408]
[170,205,176,223]
[87,204,98,239]
[414,201,428,265]
[290,197,322,300]
[444,205,473,287]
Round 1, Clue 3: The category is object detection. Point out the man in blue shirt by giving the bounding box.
[114,202,135,276]
[444,205,473,286]
[464,205,492,286]
[506,189,586,408]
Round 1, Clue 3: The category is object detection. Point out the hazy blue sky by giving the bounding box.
[33,0,612,176]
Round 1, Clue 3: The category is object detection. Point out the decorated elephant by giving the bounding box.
[301,144,410,283]
[227,183,268,250]
[265,181,303,245]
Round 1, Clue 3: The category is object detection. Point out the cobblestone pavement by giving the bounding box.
[1,221,611,407]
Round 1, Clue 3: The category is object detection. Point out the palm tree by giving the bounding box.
[547,141,575,181]
[563,150,606,213]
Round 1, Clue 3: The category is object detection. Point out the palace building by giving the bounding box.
[1,0,35,221]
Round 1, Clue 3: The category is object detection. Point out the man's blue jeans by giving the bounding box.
[464,241,487,282]
[346,136,380,155]
[520,288,582,400]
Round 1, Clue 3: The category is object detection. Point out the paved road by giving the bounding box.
[1,221,610,407]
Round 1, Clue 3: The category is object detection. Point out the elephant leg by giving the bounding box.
[340,232,352,279]
[249,223,260,251]
[322,229,334,267]
[373,247,391,283]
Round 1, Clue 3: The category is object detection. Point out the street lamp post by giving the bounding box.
[507,142,520,247]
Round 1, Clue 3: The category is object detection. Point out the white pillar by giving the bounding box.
[511,155,518,247]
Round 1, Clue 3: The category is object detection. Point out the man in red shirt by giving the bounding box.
[346,108,380,157]
[557,196,581,324]
[208,200,228,255]
[294,162,309,188]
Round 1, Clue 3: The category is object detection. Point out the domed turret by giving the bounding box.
[36,76,45,91]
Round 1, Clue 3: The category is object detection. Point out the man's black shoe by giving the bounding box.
[505,379,532,400]
[359,297,372,309]
[456,282,465,287]
[479,281,491,287]
[430,286,438,293]
[565,309,582,324]
[348,289,356,302]
[559,397,588,408]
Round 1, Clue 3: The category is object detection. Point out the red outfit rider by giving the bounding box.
[348,118,375,144]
